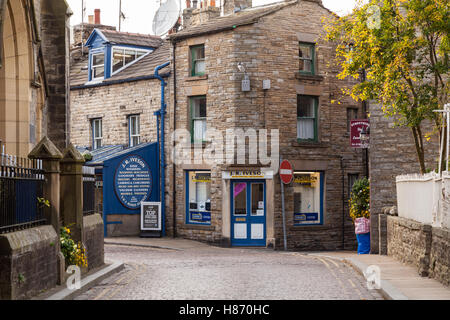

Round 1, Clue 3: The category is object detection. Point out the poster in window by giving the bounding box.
[293,172,322,225]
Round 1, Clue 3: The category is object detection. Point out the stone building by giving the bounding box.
[69,21,169,151]
[69,18,171,236]
[165,0,367,250]
[0,0,71,156]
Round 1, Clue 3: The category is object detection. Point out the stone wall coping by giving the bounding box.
[432,226,450,239]
[0,225,57,254]
[83,214,104,230]
[396,172,437,182]
[387,215,434,232]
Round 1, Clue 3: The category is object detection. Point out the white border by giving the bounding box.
[141,202,162,231]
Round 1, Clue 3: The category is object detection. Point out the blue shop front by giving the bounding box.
[84,143,161,237]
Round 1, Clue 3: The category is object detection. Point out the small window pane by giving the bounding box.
[194,46,205,59]
[299,45,312,59]
[124,50,135,65]
[298,118,315,140]
[193,119,206,142]
[92,54,104,66]
[347,108,358,132]
[93,66,104,79]
[297,96,315,118]
[113,49,124,72]
[195,60,206,75]
[251,183,264,216]
[234,183,247,215]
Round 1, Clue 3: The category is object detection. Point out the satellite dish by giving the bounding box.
[152,0,180,36]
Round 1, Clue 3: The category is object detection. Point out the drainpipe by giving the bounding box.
[172,42,177,238]
[154,62,170,237]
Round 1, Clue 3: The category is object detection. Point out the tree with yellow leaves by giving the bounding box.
[324,0,449,173]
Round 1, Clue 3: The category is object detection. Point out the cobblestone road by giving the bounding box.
[75,244,384,300]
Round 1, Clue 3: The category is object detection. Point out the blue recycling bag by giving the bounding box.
[356,232,370,254]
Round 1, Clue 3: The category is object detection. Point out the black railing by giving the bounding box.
[0,152,45,234]
[83,166,96,216]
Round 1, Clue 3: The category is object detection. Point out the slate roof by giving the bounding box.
[70,40,171,88]
[78,143,156,166]
[99,29,164,48]
[169,0,298,41]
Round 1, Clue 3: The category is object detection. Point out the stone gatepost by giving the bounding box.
[28,136,63,233]
[28,136,64,284]
[60,144,85,244]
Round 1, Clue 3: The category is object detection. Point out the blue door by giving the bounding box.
[231,180,266,247]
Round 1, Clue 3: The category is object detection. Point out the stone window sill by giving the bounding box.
[293,140,329,148]
[289,225,329,231]
[295,72,324,82]
[186,75,208,81]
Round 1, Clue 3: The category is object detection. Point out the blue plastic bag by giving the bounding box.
[356,232,370,254]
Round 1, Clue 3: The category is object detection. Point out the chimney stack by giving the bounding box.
[223,0,252,15]
[88,15,94,24]
[94,9,101,24]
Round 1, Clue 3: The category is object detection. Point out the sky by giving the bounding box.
[66,0,365,36]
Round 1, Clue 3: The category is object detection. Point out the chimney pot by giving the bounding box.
[186,0,191,8]
[94,9,101,24]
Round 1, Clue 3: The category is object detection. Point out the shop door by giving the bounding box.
[231,180,266,247]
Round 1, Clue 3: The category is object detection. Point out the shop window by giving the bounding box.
[186,171,211,225]
[128,115,140,147]
[190,96,207,143]
[190,44,205,76]
[293,172,323,225]
[112,47,150,74]
[297,95,318,141]
[91,52,105,80]
[92,118,102,150]
[299,42,315,75]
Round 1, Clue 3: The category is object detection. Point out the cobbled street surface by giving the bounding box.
[75,243,384,300]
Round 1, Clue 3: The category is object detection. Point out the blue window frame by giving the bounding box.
[293,172,324,226]
[185,171,211,225]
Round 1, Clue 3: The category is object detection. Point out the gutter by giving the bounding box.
[70,72,171,90]
[154,61,171,238]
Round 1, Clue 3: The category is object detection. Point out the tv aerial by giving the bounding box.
[152,0,180,36]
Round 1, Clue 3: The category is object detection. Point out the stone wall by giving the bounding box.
[385,215,450,286]
[430,227,450,286]
[70,80,164,149]
[83,214,104,271]
[0,226,58,300]
[369,102,439,253]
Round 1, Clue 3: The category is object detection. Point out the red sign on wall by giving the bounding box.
[350,119,370,148]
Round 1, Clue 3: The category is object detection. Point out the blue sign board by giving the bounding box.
[189,211,211,224]
[114,155,152,209]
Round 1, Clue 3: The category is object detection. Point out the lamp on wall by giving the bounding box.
[238,62,250,92]
[359,126,370,147]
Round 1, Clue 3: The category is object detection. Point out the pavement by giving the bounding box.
[40,237,450,300]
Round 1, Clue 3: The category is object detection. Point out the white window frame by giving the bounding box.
[90,51,105,81]
[128,114,141,147]
[111,46,152,76]
[92,118,102,150]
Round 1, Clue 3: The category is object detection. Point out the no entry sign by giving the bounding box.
[280,160,293,184]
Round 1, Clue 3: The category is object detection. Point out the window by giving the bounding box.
[348,173,359,197]
[92,118,102,150]
[190,96,207,143]
[297,95,318,141]
[190,45,205,76]
[299,43,315,75]
[112,47,149,74]
[91,52,105,80]
[128,115,140,147]
[293,172,323,225]
[186,171,211,225]
[347,108,358,133]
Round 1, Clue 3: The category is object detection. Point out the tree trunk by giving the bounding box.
[411,126,426,174]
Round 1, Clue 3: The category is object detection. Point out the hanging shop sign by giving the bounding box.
[141,202,162,231]
[350,119,370,148]
[114,155,152,210]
